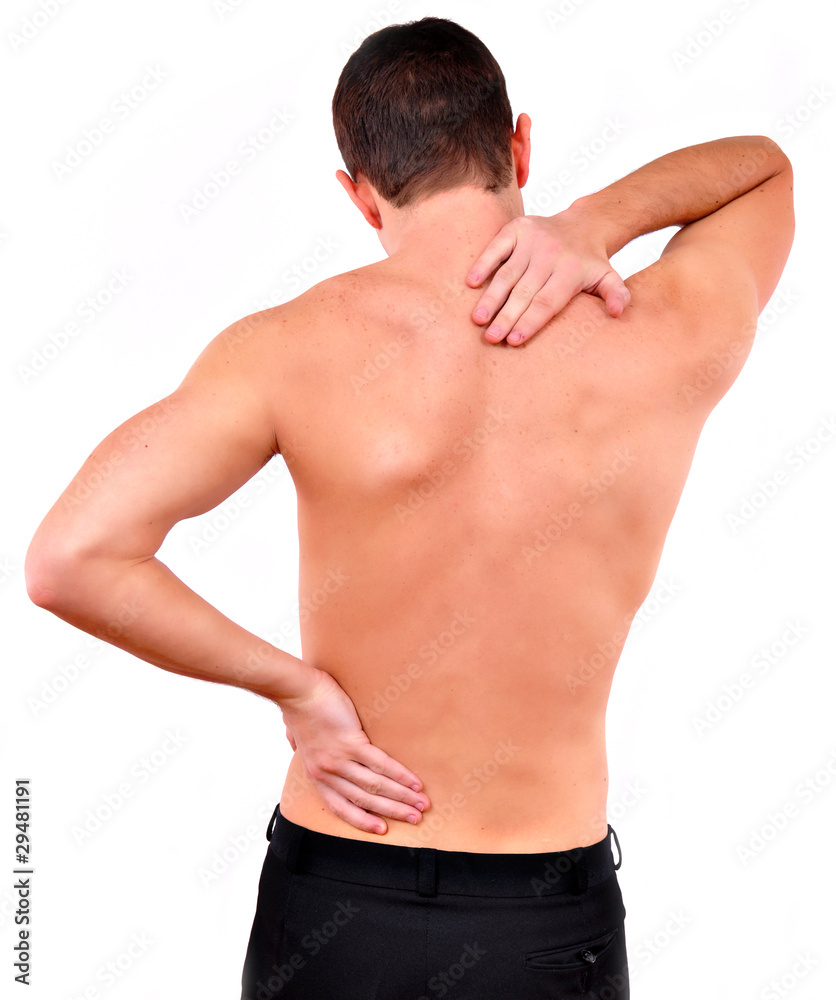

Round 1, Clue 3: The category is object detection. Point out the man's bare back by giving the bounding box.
[26,135,791,853]
[243,196,753,852]
[25,15,795,994]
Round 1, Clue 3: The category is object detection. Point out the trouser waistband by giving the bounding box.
[266,803,621,899]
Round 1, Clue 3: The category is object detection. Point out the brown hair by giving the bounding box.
[332,17,514,208]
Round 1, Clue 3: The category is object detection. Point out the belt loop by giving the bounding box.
[571,858,588,895]
[283,818,304,874]
[417,848,438,898]
[608,824,622,870]
[266,803,280,842]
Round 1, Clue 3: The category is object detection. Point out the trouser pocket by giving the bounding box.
[524,925,629,997]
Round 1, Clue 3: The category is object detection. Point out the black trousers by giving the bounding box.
[241,804,629,1000]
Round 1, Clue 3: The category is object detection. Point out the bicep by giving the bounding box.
[620,158,794,407]
[33,327,278,565]
[660,153,795,313]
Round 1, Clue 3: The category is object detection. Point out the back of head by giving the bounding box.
[332,17,514,209]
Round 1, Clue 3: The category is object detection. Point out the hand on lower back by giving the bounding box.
[279,666,430,835]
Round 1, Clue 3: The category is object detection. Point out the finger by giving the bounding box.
[353,742,429,798]
[336,759,429,811]
[480,262,555,342]
[592,270,631,318]
[470,256,531,329]
[314,783,391,835]
[489,270,581,346]
[466,225,521,290]
[326,772,425,826]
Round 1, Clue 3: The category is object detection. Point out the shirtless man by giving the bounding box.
[26,17,793,1000]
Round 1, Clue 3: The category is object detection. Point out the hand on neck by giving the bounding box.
[378,183,523,275]
[336,112,531,279]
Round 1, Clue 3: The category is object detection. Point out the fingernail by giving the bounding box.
[474,307,488,322]
[467,271,480,284]
[407,814,420,825]
[414,801,424,812]
[508,331,522,345]
[486,325,502,339]
[410,783,421,792]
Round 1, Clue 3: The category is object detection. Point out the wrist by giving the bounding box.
[555,195,617,259]
[249,648,323,707]
[280,662,326,708]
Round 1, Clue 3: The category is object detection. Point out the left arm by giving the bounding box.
[25,316,429,835]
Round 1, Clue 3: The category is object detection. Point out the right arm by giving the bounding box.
[469,136,794,346]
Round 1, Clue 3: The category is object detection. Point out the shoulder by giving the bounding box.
[207,268,382,359]
[619,244,759,411]
[188,265,406,413]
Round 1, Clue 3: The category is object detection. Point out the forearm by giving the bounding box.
[568,135,790,258]
[28,554,319,706]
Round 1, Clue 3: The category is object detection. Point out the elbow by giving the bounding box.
[25,580,58,611]
[26,513,145,616]
[24,542,75,611]
[755,135,792,176]
[24,527,98,612]
[26,534,144,620]
[775,146,793,182]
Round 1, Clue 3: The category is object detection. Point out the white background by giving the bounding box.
[2,0,834,997]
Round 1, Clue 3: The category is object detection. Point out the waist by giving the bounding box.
[269,803,621,897]
[280,750,610,852]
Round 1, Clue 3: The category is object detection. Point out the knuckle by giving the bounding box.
[309,755,335,780]
[531,291,556,311]
[567,264,586,286]
[329,803,349,823]
[307,762,327,782]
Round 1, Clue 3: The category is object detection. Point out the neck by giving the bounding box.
[379,185,522,276]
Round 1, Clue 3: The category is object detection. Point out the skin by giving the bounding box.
[26,120,793,851]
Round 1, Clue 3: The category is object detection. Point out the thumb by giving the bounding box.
[594,269,631,317]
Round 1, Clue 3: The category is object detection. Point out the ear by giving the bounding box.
[510,113,532,189]
[336,169,383,230]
